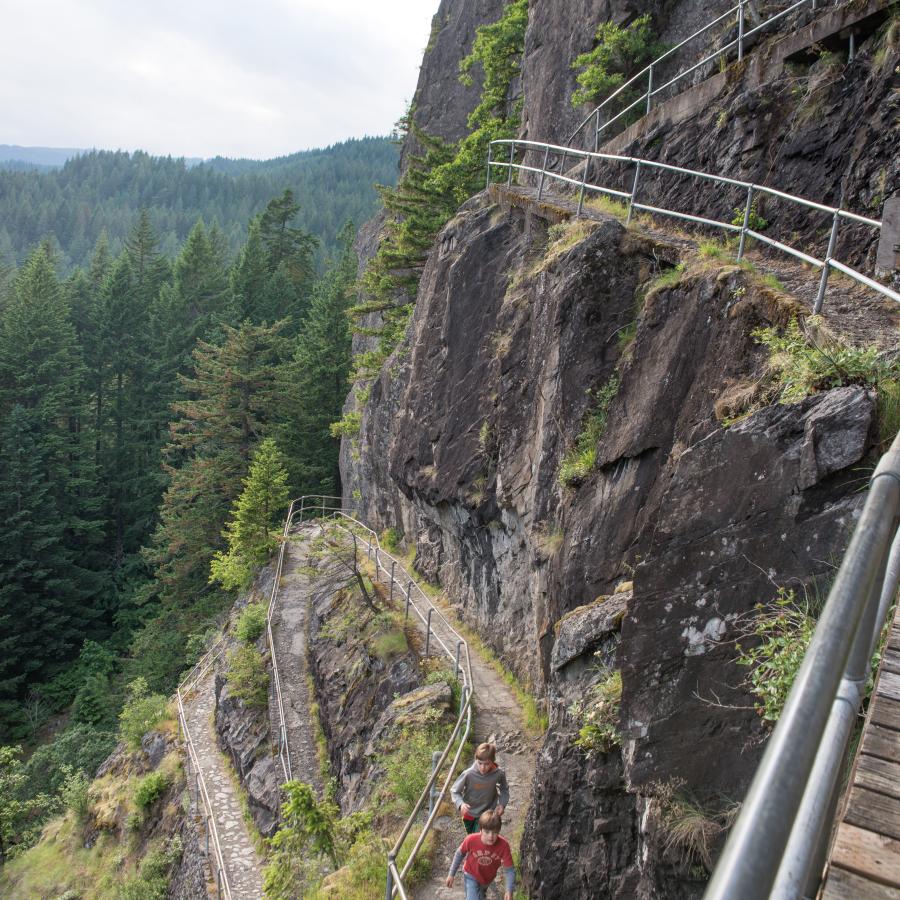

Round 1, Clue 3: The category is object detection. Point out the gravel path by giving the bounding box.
[268,524,324,796]
[182,668,264,899]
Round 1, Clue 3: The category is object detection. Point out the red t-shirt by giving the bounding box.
[460,833,514,886]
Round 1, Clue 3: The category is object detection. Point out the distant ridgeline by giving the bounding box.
[0,136,398,269]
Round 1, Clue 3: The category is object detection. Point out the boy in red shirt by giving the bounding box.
[445,811,515,900]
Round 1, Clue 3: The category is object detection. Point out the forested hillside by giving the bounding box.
[0,174,362,862]
[0,136,397,270]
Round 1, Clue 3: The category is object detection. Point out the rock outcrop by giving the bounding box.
[341,0,895,894]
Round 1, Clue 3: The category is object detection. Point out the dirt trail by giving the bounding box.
[364,555,541,900]
[182,668,264,899]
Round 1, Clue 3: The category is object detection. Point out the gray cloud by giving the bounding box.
[0,0,437,158]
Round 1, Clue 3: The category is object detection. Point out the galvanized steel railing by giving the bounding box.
[571,0,838,150]
[176,637,232,899]
[706,430,900,898]
[312,510,474,900]
[486,138,900,310]
[266,495,348,783]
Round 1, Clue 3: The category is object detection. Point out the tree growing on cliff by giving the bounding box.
[209,438,290,590]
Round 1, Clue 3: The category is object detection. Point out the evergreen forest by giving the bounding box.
[0,173,363,859]
[0,136,398,271]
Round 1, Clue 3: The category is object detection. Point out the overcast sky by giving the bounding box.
[0,0,438,160]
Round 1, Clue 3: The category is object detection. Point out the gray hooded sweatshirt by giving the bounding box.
[451,762,510,818]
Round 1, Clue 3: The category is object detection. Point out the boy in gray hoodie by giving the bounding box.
[450,742,509,834]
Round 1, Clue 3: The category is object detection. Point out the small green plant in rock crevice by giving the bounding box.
[570,15,665,113]
[569,665,622,754]
[656,780,736,871]
[226,644,269,710]
[752,316,899,411]
[734,587,815,724]
[559,375,620,487]
[234,601,267,644]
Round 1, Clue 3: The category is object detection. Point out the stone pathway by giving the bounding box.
[268,524,324,796]
[362,555,541,900]
[182,668,264,899]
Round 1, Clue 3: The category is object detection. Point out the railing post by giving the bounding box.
[593,108,601,153]
[646,64,654,115]
[737,185,754,260]
[577,155,590,217]
[848,30,855,62]
[507,142,514,187]
[455,640,462,680]
[428,750,442,815]
[321,496,325,516]
[738,0,745,61]
[485,142,493,191]
[405,580,413,620]
[217,866,222,897]
[195,774,199,815]
[389,560,396,603]
[425,609,433,656]
[537,145,549,200]
[205,816,210,858]
[626,160,642,225]
[385,856,395,900]
[814,208,841,314]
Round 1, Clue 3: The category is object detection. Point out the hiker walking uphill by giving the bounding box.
[451,743,509,834]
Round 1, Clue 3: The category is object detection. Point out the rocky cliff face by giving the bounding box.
[306,550,453,814]
[342,0,894,895]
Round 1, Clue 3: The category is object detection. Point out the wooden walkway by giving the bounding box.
[821,606,900,898]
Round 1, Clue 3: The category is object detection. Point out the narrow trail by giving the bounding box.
[502,183,899,351]
[267,524,323,796]
[363,557,542,900]
[181,668,264,899]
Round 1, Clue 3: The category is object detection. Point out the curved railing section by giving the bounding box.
[486,138,900,310]
[266,495,349,782]
[571,0,837,150]
[706,431,900,898]
[304,508,474,900]
[176,638,232,899]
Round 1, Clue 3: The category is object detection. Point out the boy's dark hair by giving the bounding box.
[479,811,502,833]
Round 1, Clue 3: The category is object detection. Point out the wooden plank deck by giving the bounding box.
[821,606,900,898]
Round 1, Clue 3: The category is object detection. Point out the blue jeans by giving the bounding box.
[464,874,488,899]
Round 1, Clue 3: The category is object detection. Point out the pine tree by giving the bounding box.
[276,224,355,494]
[144,320,287,608]
[210,438,290,590]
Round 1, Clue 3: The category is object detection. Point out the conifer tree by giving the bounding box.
[134,321,286,689]
[277,225,355,493]
[210,438,289,590]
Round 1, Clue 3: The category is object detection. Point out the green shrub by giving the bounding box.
[372,630,408,661]
[235,602,267,644]
[118,678,170,750]
[731,198,768,232]
[119,836,182,900]
[735,587,815,723]
[22,724,116,798]
[381,727,448,813]
[570,668,622,753]
[59,766,91,820]
[571,16,664,110]
[330,410,362,439]
[559,375,620,486]
[753,317,898,404]
[133,771,170,810]
[227,645,270,709]
[381,527,403,553]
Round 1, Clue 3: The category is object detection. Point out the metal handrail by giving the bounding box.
[308,508,475,900]
[176,640,232,899]
[706,430,900,898]
[267,495,352,783]
[571,0,834,150]
[486,139,899,311]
